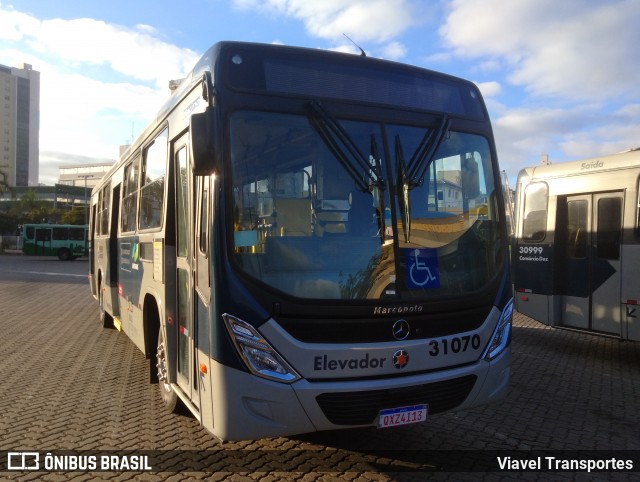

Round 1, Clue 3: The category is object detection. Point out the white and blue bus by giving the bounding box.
[513,148,640,341]
[89,41,512,441]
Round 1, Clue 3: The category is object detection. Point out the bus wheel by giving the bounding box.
[99,284,114,329]
[57,248,71,261]
[156,330,179,412]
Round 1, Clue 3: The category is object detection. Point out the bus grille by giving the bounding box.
[316,375,477,425]
[277,305,492,343]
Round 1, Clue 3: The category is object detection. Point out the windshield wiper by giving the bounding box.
[395,115,451,243]
[395,135,412,242]
[406,114,451,188]
[369,134,385,238]
[306,101,385,193]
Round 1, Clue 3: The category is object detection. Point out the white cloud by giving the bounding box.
[380,41,407,61]
[0,5,201,184]
[495,107,592,138]
[438,0,640,179]
[472,59,502,74]
[1,8,199,89]
[40,69,163,153]
[233,0,426,46]
[328,43,365,55]
[491,103,640,178]
[560,114,640,159]
[475,81,501,98]
[490,106,585,174]
[440,0,640,102]
[39,152,115,186]
[615,103,640,118]
[422,51,454,65]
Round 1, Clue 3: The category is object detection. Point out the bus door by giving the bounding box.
[90,205,97,296]
[109,185,120,289]
[560,192,623,335]
[35,227,52,255]
[174,137,197,407]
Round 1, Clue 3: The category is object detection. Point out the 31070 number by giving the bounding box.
[428,335,481,356]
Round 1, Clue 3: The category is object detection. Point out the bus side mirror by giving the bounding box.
[190,106,220,175]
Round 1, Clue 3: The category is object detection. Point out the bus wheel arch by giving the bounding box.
[145,296,184,413]
[155,328,180,413]
[57,247,71,261]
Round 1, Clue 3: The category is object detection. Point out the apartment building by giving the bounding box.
[0,63,40,187]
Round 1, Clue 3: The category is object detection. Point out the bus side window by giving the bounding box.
[100,186,110,235]
[522,182,548,242]
[597,197,622,260]
[198,177,209,255]
[121,158,140,233]
[70,228,84,241]
[53,227,68,241]
[196,175,211,300]
[97,192,102,236]
[139,128,168,230]
[567,199,587,258]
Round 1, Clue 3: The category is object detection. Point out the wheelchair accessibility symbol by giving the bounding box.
[405,248,440,289]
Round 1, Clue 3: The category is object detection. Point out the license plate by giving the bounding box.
[378,404,428,428]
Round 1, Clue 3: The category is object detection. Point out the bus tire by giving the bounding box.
[156,330,179,413]
[57,248,71,261]
[99,283,114,329]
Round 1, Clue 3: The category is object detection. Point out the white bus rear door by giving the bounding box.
[560,192,623,336]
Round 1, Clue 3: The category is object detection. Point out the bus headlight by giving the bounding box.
[222,313,301,383]
[483,298,513,361]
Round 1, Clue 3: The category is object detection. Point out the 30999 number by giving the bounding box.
[428,334,481,356]
[518,246,544,255]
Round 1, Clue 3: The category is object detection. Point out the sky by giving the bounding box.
[1,0,639,186]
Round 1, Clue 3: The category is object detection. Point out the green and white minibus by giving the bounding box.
[22,223,88,260]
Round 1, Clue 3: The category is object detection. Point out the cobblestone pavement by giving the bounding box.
[0,255,638,481]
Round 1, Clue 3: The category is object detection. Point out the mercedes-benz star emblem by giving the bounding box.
[392,319,410,340]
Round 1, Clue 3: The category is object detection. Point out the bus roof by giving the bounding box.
[519,148,640,181]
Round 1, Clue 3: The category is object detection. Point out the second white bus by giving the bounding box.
[513,148,640,341]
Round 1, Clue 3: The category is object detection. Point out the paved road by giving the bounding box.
[0,255,638,481]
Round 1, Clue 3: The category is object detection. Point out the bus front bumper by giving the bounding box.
[206,347,510,441]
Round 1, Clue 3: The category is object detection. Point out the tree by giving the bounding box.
[60,207,86,225]
[18,189,57,223]
[0,170,8,195]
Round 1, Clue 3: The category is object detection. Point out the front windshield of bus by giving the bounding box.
[230,110,502,300]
